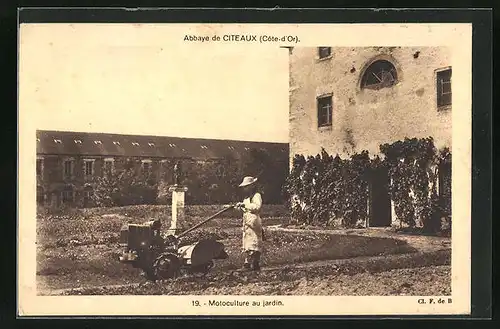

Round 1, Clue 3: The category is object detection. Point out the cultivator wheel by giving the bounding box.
[205,260,214,273]
[143,268,157,281]
[192,260,214,276]
[151,253,181,281]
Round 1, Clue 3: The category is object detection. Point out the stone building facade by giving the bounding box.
[36,130,289,208]
[287,46,452,227]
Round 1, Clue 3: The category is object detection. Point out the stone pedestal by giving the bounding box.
[390,198,398,227]
[167,185,188,236]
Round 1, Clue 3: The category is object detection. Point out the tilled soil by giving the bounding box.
[54,264,451,296]
[46,249,450,296]
[36,210,452,296]
[37,227,421,293]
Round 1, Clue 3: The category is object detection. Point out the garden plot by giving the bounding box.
[37,205,451,296]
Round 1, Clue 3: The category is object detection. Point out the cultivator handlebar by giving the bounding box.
[175,204,236,239]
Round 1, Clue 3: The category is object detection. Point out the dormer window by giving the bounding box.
[94,140,102,145]
[169,143,177,147]
[200,145,208,149]
[54,139,62,144]
[132,142,139,146]
[74,140,82,144]
[244,147,250,151]
[148,142,155,147]
[36,138,40,142]
[113,141,121,146]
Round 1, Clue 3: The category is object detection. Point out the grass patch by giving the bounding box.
[208,229,417,271]
[38,204,289,220]
[37,204,289,248]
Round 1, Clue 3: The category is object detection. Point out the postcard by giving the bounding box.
[18,21,472,316]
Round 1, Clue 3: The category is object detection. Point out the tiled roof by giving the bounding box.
[36,130,289,160]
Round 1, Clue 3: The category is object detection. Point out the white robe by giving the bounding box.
[242,192,263,252]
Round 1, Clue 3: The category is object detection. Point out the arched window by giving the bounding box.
[360,60,398,90]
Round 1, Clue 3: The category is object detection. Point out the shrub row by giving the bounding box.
[84,148,288,207]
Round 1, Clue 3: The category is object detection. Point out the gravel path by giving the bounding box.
[266,226,451,254]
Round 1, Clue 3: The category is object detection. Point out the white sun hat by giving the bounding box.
[238,176,258,187]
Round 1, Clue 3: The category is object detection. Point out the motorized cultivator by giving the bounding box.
[118,205,235,281]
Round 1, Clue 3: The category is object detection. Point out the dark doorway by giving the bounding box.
[369,166,392,227]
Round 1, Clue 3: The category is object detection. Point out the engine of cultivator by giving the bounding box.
[118,206,233,281]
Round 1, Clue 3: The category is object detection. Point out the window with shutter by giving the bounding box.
[437,68,452,109]
[318,47,332,59]
[317,95,333,128]
[63,159,74,179]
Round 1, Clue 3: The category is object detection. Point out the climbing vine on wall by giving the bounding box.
[284,148,370,228]
[437,147,452,232]
[380,137,439,231]
[284,137,452,233]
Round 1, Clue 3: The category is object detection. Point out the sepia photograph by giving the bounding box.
[18,21,472,316]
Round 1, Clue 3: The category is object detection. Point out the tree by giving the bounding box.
[92,161,159,207]
[242,148,287,204]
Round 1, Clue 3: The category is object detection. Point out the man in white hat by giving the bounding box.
[233,176,263,271]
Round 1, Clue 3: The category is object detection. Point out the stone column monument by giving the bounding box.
[167,161,188,236]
